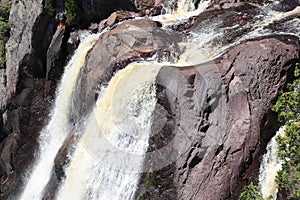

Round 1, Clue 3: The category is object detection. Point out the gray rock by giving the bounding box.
[0,69,6,108]
[46,25,65,80]
[5,0,44,103]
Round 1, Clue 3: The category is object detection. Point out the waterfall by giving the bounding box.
[259,127,285,200]
[18,33,101,200]
[154,0,211,26]
[175,5,300,66]
[163,0,196,14]
[16,0,300,200]
[57,62,161,200]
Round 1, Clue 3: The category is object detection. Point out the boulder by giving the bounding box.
[135,37,299,200]
[97,10,141,32]
[133,0,163,16]
[46,25,66,80]
[70,19,181,122]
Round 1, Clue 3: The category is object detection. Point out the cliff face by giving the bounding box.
[0,0,58,196]
[0,0,299,199]
[136,37,299,200]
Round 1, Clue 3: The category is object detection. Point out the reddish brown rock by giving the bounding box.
[71,19,180,121]
[135,37,299,200]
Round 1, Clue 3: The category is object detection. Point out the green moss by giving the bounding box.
[272,63,300,198]
[0,2,11,68]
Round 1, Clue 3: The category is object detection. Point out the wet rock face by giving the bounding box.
[208,0,300,11]
[81,0,136,23]
[136,37,299,200]
[4,0,44,103]
[0,0,298,199]
[71,19,181,122]
[0,0,59,197]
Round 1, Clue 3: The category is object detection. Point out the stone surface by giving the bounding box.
[97,10,141,32]
[0,0,299,199]
[135,37,299,200]
[208,0,300,11]
[177,38,296,200]
[0,69,5,109]
[46,25,66,80]
[81,0,136,23]
[5,0,44,102]
[71,19,180,121]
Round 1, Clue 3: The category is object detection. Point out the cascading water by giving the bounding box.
[154,0,211,26]
[173,6,300,66]
[259,127,285,200]
[18,33,101,200]
[17,0,300,200]
[57,63,162,200]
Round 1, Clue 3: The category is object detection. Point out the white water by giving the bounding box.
[174,5,300,66]
[18,33,101,200]
[18,0,300,199]
[259,127,284,200]
[153,0,211,26]
[57,62,161,200]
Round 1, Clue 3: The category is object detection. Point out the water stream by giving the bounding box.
[259,127,285,200]
[17,0,300,199]
[57,63,161,200]
[18,33,101,200]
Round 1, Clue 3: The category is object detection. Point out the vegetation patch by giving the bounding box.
[241,63,300,199]
[44,0,55,17]
[240,182,264,200]
[0,2,11,68]
[44,0,81,24]
[272,63,300,198]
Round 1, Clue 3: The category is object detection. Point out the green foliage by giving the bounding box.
[136,196,144,200]
[44,0,80,24]
[272,63,300,198]
[144,173,152,188]
[64,0,80,24]
[0,2,11,68]
[272,63,300,122]
[44,0,55,16]
[240,182,264,200]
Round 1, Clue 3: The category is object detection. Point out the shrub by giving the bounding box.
[240,182,264,200]
[44,0,55,17]
[272,63,300,198]
[64,0,80,24]
[44,0,80,24]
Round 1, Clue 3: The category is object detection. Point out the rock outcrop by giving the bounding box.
[0,0,61,198]
[0,0,299,199]
[81,0,136,23]
[39,18,181,199]
[135,37,299,200]
[5,0,46,102]
[71,19,180,122]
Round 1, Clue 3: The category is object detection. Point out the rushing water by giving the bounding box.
[17,0,300,199]
[57,63,161,200]
[18,33,101,200]
[259,127,284,200]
